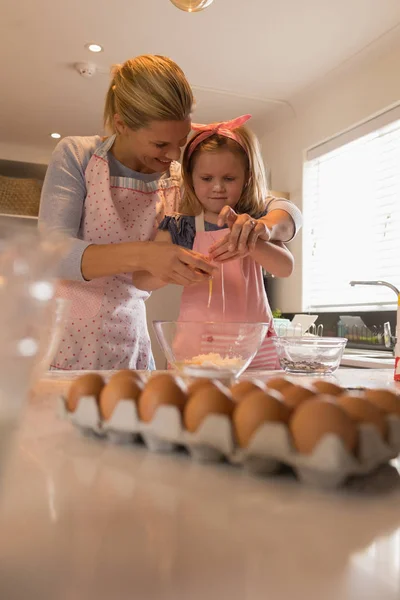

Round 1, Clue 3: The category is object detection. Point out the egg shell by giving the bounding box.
[312,381,343,396]
[290,395,358,455]
[364,389,400,416]
[266,376,295,393]
[138,374,187,423]
[99,378,144,421]
[281,385,318,410]
[188,378,219,396]
[107,369,143,384]
[336,393,387,438]
[67,373,105,412]
[230,380,266,403]
[233,389,291,448]
[184,386,234,433]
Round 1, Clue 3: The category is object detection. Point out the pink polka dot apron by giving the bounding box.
[176,213,280,371]
[51,135,182,371]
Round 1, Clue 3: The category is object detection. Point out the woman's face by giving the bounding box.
[116,117,191,173]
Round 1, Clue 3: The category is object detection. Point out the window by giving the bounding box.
[303,104,400,312]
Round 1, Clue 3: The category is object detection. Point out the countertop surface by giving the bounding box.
[0,369,400,600]
[341,349,396,370]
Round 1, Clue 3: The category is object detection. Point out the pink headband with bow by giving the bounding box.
[187,114,252,159]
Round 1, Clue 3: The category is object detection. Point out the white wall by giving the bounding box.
[261,36,400,313]
[0,142,52,165]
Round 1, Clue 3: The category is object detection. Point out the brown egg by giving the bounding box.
[138,374,187,423]
[230,380,266,403]
[99,377,144,421]
[233,389,291,448]
[107,369,143,384]
[312,380,344,396]
[336,393,387,438]
[187,378,217,396]
[281,385,317,410]
[266,376,295,393]
[184,386,234,433]
[364,389,400,416]
[67,373,105,412]
[290,395,358,455]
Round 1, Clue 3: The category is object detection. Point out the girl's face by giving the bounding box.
[191,150,247,215]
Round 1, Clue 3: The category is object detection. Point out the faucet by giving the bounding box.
[349,280,399,296]
[349,280,399,353]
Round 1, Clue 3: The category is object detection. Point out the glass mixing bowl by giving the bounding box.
[153,320,269,379]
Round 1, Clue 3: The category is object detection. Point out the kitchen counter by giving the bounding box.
[0,369,400,600]
[341,349,395,370]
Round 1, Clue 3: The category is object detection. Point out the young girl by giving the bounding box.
[132,114,296,369]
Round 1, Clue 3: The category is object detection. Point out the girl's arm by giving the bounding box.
[209,202,302,262]
[250,240,294,278]
[208,224,294,276]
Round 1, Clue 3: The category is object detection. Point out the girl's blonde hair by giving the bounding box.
[180,126,269,217]
[104,55,193,132]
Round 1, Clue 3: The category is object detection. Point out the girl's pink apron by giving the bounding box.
[176,213,279,370]
[51,135,182,371]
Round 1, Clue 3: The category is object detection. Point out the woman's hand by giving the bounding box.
[143,242,216,286]
[209,206,271,262]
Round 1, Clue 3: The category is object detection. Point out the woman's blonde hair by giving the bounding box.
[180,126,269,217]
[104,55,193,132]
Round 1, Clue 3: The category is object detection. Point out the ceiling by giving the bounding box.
[1,0,400,161]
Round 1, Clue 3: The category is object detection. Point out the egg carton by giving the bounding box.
[57,395,400,489]
[57,395,234,456]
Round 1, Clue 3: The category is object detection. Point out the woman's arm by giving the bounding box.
[131,231,214,291]
[81,235,215,284]
[250,240,294,278]
[131,231,172,291]
[38,137,94,281]
[258,209,295,244]
[39,139,214,285]
[258,196,303,243]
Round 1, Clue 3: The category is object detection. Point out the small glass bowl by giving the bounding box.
[272,336,348,375]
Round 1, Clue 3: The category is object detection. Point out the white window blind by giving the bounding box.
[303,106,400,312]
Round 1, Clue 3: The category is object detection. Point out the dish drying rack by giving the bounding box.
[346,280,398,352]
[274,321,324,338]
[337,322,393,351]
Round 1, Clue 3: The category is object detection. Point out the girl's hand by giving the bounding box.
[209,206,271,260]
[207,232,243,263]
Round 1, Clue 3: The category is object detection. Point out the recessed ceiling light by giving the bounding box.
[50,133,61,139]
[85,43,103,53]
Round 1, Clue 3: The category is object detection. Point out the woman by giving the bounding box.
[39,54,301,371]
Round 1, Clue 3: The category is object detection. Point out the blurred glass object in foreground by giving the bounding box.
[0,222,68,481]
